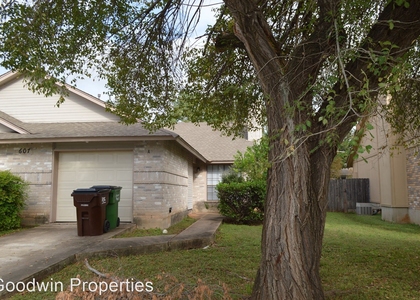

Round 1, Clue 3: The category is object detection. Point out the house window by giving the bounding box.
[207,164,231,201]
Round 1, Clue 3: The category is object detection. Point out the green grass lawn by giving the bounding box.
[8,212,420,299]
[322,213,420,299]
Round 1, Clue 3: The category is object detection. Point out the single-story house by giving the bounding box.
[0,71,257,228]
[352,112,420,225]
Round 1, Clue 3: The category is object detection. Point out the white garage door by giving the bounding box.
[56,151,133,222]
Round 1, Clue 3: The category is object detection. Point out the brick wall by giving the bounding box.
[132,141,191,228]
[0,140,204,228]
[0,143,53,225]
[192,160,210,212]
[406,148,420,210]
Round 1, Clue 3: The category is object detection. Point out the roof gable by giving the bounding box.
[0,71,119,123]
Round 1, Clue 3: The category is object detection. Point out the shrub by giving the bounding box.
[0,170,28,230]
[232,136,269,181]
[217,180,265,224]
[220,170,244,184]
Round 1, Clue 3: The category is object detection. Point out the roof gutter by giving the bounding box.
[0,71,20,85]
[0,136,176,144]
[0,118,29,134]
[207,160,235,164]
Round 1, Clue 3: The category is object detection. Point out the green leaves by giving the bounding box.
[0,170,28,230]
[232,136,270,181]
[216,180,265,224]
[0,0,130,98]
[217,137,268,224]
[318,116,328,126]
[393,0,410,8]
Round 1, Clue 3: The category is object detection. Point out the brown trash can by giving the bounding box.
[71,188,111,236]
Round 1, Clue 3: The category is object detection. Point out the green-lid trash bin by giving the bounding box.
[71,188,110,236]
[90,185,122,230]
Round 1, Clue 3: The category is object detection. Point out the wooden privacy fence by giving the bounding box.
[327,178,370,212]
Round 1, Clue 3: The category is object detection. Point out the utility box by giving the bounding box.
[72,188,110,236]
[91,185,122,230]
[356,203,372,215]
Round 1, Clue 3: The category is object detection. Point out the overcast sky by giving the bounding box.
[0,1,221,100]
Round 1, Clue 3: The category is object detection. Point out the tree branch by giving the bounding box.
[215,32,245,51]
[286,0,342,99]
[331,0,420,140]
[84,259,110,279]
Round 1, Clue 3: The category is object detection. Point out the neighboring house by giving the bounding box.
[352,112,420,225]
[0,71,255,228]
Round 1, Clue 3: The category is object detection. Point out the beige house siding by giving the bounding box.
[353,114,411,223]
[0,77,119,123]
[0,143,53,225]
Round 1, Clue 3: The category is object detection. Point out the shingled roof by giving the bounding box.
[0,109,253,163]
[170,122,253,163]
[0,111,176,142]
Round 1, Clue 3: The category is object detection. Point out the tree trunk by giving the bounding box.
[253,135,334,299]
[222,1,337,299]
[249,95,335,299]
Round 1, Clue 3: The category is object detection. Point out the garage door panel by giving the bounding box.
[120,188,132,198]
[97,152,115,161]
[116,170,133,181]
[117,154,134,165]
[58,171,79,182]
[61,153,78,162]
[56,194,76,221]
[118,206,132,219]
[57,188,74,198]
[57,151,133,222]
[77,171,97,181]
[97,171,117,181]
[58,205,76,221]
[79,153,97,162]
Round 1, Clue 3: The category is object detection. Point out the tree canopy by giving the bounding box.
[1,1,419,140]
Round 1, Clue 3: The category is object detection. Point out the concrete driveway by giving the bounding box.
[0,223,134,285]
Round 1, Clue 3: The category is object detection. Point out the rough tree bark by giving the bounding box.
[223,0,420,299]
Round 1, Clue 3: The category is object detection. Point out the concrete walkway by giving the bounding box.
[0,213,223,299]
